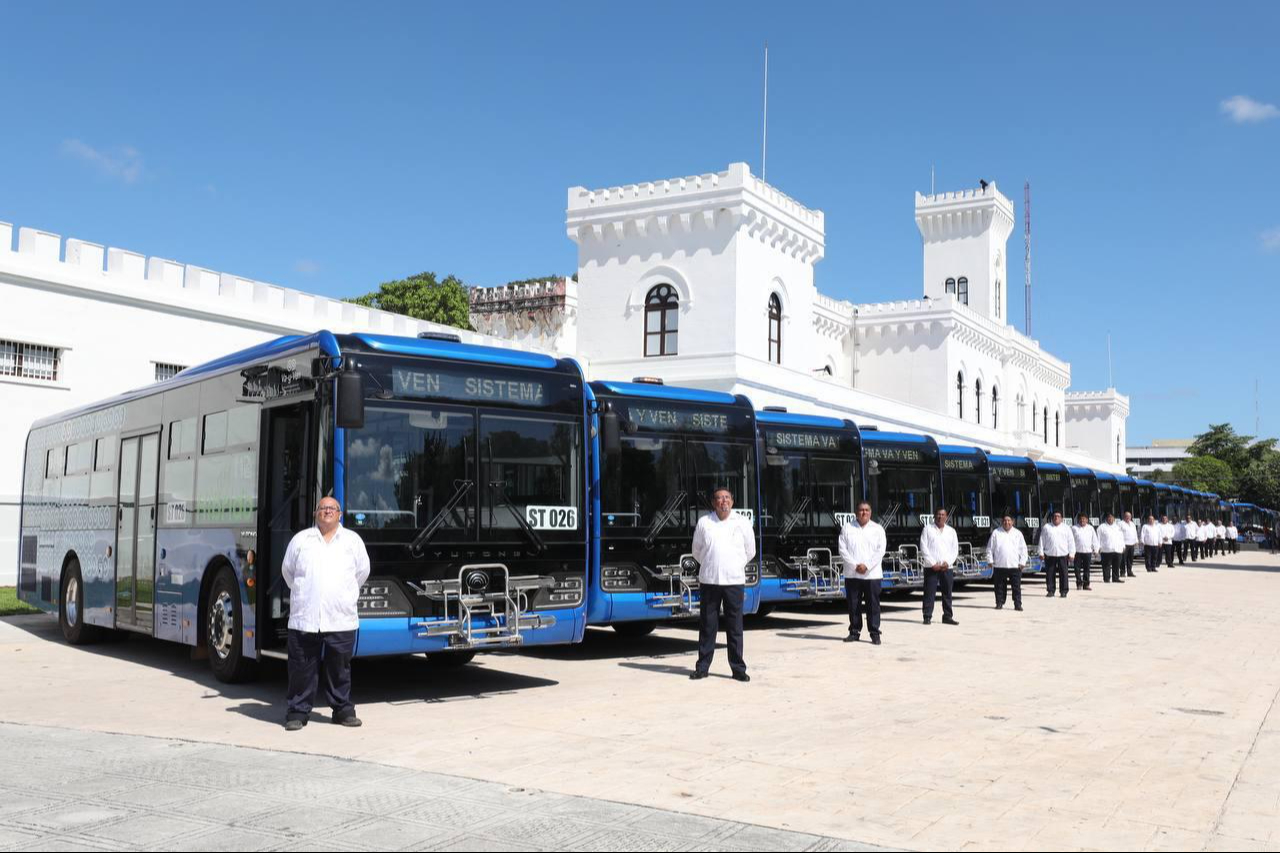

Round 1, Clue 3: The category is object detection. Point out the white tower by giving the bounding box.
[915,182,1015,323]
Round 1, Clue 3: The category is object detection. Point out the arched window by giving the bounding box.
[1032,403,1038,432]
[1116,435,1121,463]
[995,280,1002,318]
[957,277,969,306]
[1015,393,1024,430]
[644,284,679,357]
[956,372,965,419]
[1043,407,1048,443]
[992,387,999,429]
[767,294,782,364]
[945,278,956,295]
[975,379,983,425]
[1055,410,1061,447]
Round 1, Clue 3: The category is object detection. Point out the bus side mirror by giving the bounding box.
[601,409,621,457]
[336,372,365,429]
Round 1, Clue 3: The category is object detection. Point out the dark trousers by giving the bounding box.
[286,629,356,721]
[993,568,1022,607]
[1144,546,1160,571]
[697,583,746,675]
[1100,552,1121,582]
[922,568,954,621]
[845,577,881,638]
[1074,552,1093,588]
[1231,539,1238,554]
[1123,544,1136,575]
[1163,544,1175,568]
[1188,539,1198,561]
[1045,555,1070,595]
[1174,541,1186,564]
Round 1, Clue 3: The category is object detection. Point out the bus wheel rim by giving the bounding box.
[209,591,235,660]
[65,576,79,626]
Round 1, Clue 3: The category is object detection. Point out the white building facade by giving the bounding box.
[0,162,1127,583]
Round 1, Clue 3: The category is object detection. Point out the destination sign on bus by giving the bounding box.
[765,430,841,451]
[864,446,929,465]
[943,457,979,472]
[393,368,547,406]
[622,405,732,433]
[1041,472,1064,482]
[992,465,1028,479]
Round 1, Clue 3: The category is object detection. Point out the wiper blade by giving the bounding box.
[643,490,687,549]
[409,479,474,557]
[488,481,546,554]
[780,496,812,542]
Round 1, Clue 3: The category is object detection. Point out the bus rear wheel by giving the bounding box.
[752,604,776,619]
[424,650,477,668]
[612,621,656,638]
[206,567,257,684]
[59,559,103,645]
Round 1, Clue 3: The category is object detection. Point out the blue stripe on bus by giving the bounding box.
[756,411,848,429]
[938,444,984,456]
[595,381,739,404]
[862,431,930,444]
[352,333,560,369]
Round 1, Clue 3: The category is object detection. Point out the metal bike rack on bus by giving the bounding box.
[886,544,925,588]
[783,548,845,600]
[953,542,988,580]
[646,553,701,616]
[408,564,555,648]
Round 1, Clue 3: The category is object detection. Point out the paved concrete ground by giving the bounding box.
[2,552,1280,851]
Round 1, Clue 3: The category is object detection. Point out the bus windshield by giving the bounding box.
[602,437,756,532]
[344,405,582,539]
[992,480,1038,530]
[761,453,858,531]
[946,474,990,531]
[866,466,938,531]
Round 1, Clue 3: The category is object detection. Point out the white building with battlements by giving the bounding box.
[0,161,1127,584]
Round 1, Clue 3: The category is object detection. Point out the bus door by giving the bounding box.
[259,402,315,649]
[116,432,161,632]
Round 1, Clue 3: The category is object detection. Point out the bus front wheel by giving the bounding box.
[206,567,257,684]
[59,559,103,645]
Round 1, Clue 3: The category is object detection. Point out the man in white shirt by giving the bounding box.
[1185,517,1199,562]
[1197,519,1211,560]
[1119,511,1138,577]
[1140,515,1163,572]
[1216,521,1228,556]
[1097,513,1126,584]
[1160,515,1176,569]
[1072,513,1100,590]
[919,508,960,625]
[838,501,886,644]
[691,487,757,682]
[282,497,371,731]
[1038,511,1075,598]
[1227,523,1239,554]
[1173,516,1189,565]
[987,515,1029,610]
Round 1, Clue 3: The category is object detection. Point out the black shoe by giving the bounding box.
[1151,569,1158,573]
[1046,592,1054,597]
[1014,604,1023,612]
[284,719,306,732]
[844,634,860,643]
[732,672,751,683]
[689,670,708,680]
[923,618,932,625]
[942,616,959,626]
[333,714,362,728]
[1127,572,1135,577]
[995,603,1004,609]
[1083,586,1092,591]
[1115,579,1124,583]
[1059,593,1067,598]
[871,636,882,645]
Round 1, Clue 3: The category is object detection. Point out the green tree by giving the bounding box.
[1238,453,1280,508]
[1187,424,1277,477]
[348,272,472,330]
[1171,455,1236,496]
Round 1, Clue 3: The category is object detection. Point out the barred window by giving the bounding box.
[154,362,186,382]
[644,284,679,357]
[0,339,61,382]
[767,294,782,364]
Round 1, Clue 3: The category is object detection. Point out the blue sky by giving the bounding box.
[1,3,1276,445]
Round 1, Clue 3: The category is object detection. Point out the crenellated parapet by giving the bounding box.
[915,183,1016,242]
[566,162,825,265]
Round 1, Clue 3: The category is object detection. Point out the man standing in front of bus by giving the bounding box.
[1141,515,1162,572]
[1185,516,1199,562]
[1160,514,1176,569]
[1097,513,1125,583]
[282,496,371,731]
[1071,513,1099,590]
[1227,521,1239,554]
[919,508,960,626]
[838,501,886,644]
[987,515,1028,610]
[691,486,756,682]
[1119,511,1138,577]
[1173,515,1189,565]
[1216,519,1228,556]
[1039,511,1074,598]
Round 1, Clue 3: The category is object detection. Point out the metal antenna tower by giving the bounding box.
[1024,181,1032,337]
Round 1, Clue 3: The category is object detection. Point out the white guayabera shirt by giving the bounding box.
[919,524,959,568]
[282,525,372,632]
[838,519,887,580]
[1039,522,1076,558]
[1097,522,1125,554]
[987,527,1029,569]
[691,512,757,586]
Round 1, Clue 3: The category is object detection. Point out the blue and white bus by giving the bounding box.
[756,409,862,610]
[862,430,942,589]
[939,444,994,582]
[988,455,1042,574]
[590,379,761,635]
[18,331,590,681]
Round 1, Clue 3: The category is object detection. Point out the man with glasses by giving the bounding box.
[838,501,886,644]
[690,486,756,682]
[281,497,371,731]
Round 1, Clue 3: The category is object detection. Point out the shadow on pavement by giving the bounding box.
[513,627,699,661]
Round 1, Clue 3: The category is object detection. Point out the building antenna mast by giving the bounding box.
[1024,180,1032,337]
[761,42,769,182]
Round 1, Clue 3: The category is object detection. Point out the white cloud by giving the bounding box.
[294,259,322,274]
[1221,95,1280,123]
[1262,226,1280,253]
[60,139,144,182]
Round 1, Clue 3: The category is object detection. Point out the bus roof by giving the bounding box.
[1155,482,1173,492]
[1117,475,1137,485]
[1035,461,1069,473]
[1135,479,1156,488]
[756,410,850,430]
[1067,466,1095,477]
[593,381,739,405]
[938,444,985,456]
[1095,471,1118,482]
[862,430,931,444]
[988,454,1034,465]
[351,333,559,369]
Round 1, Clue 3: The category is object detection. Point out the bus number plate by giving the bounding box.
[1027,518,1041,528]
[732,508,755,524]
[526,506,578,530]
[974,515,991,527]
